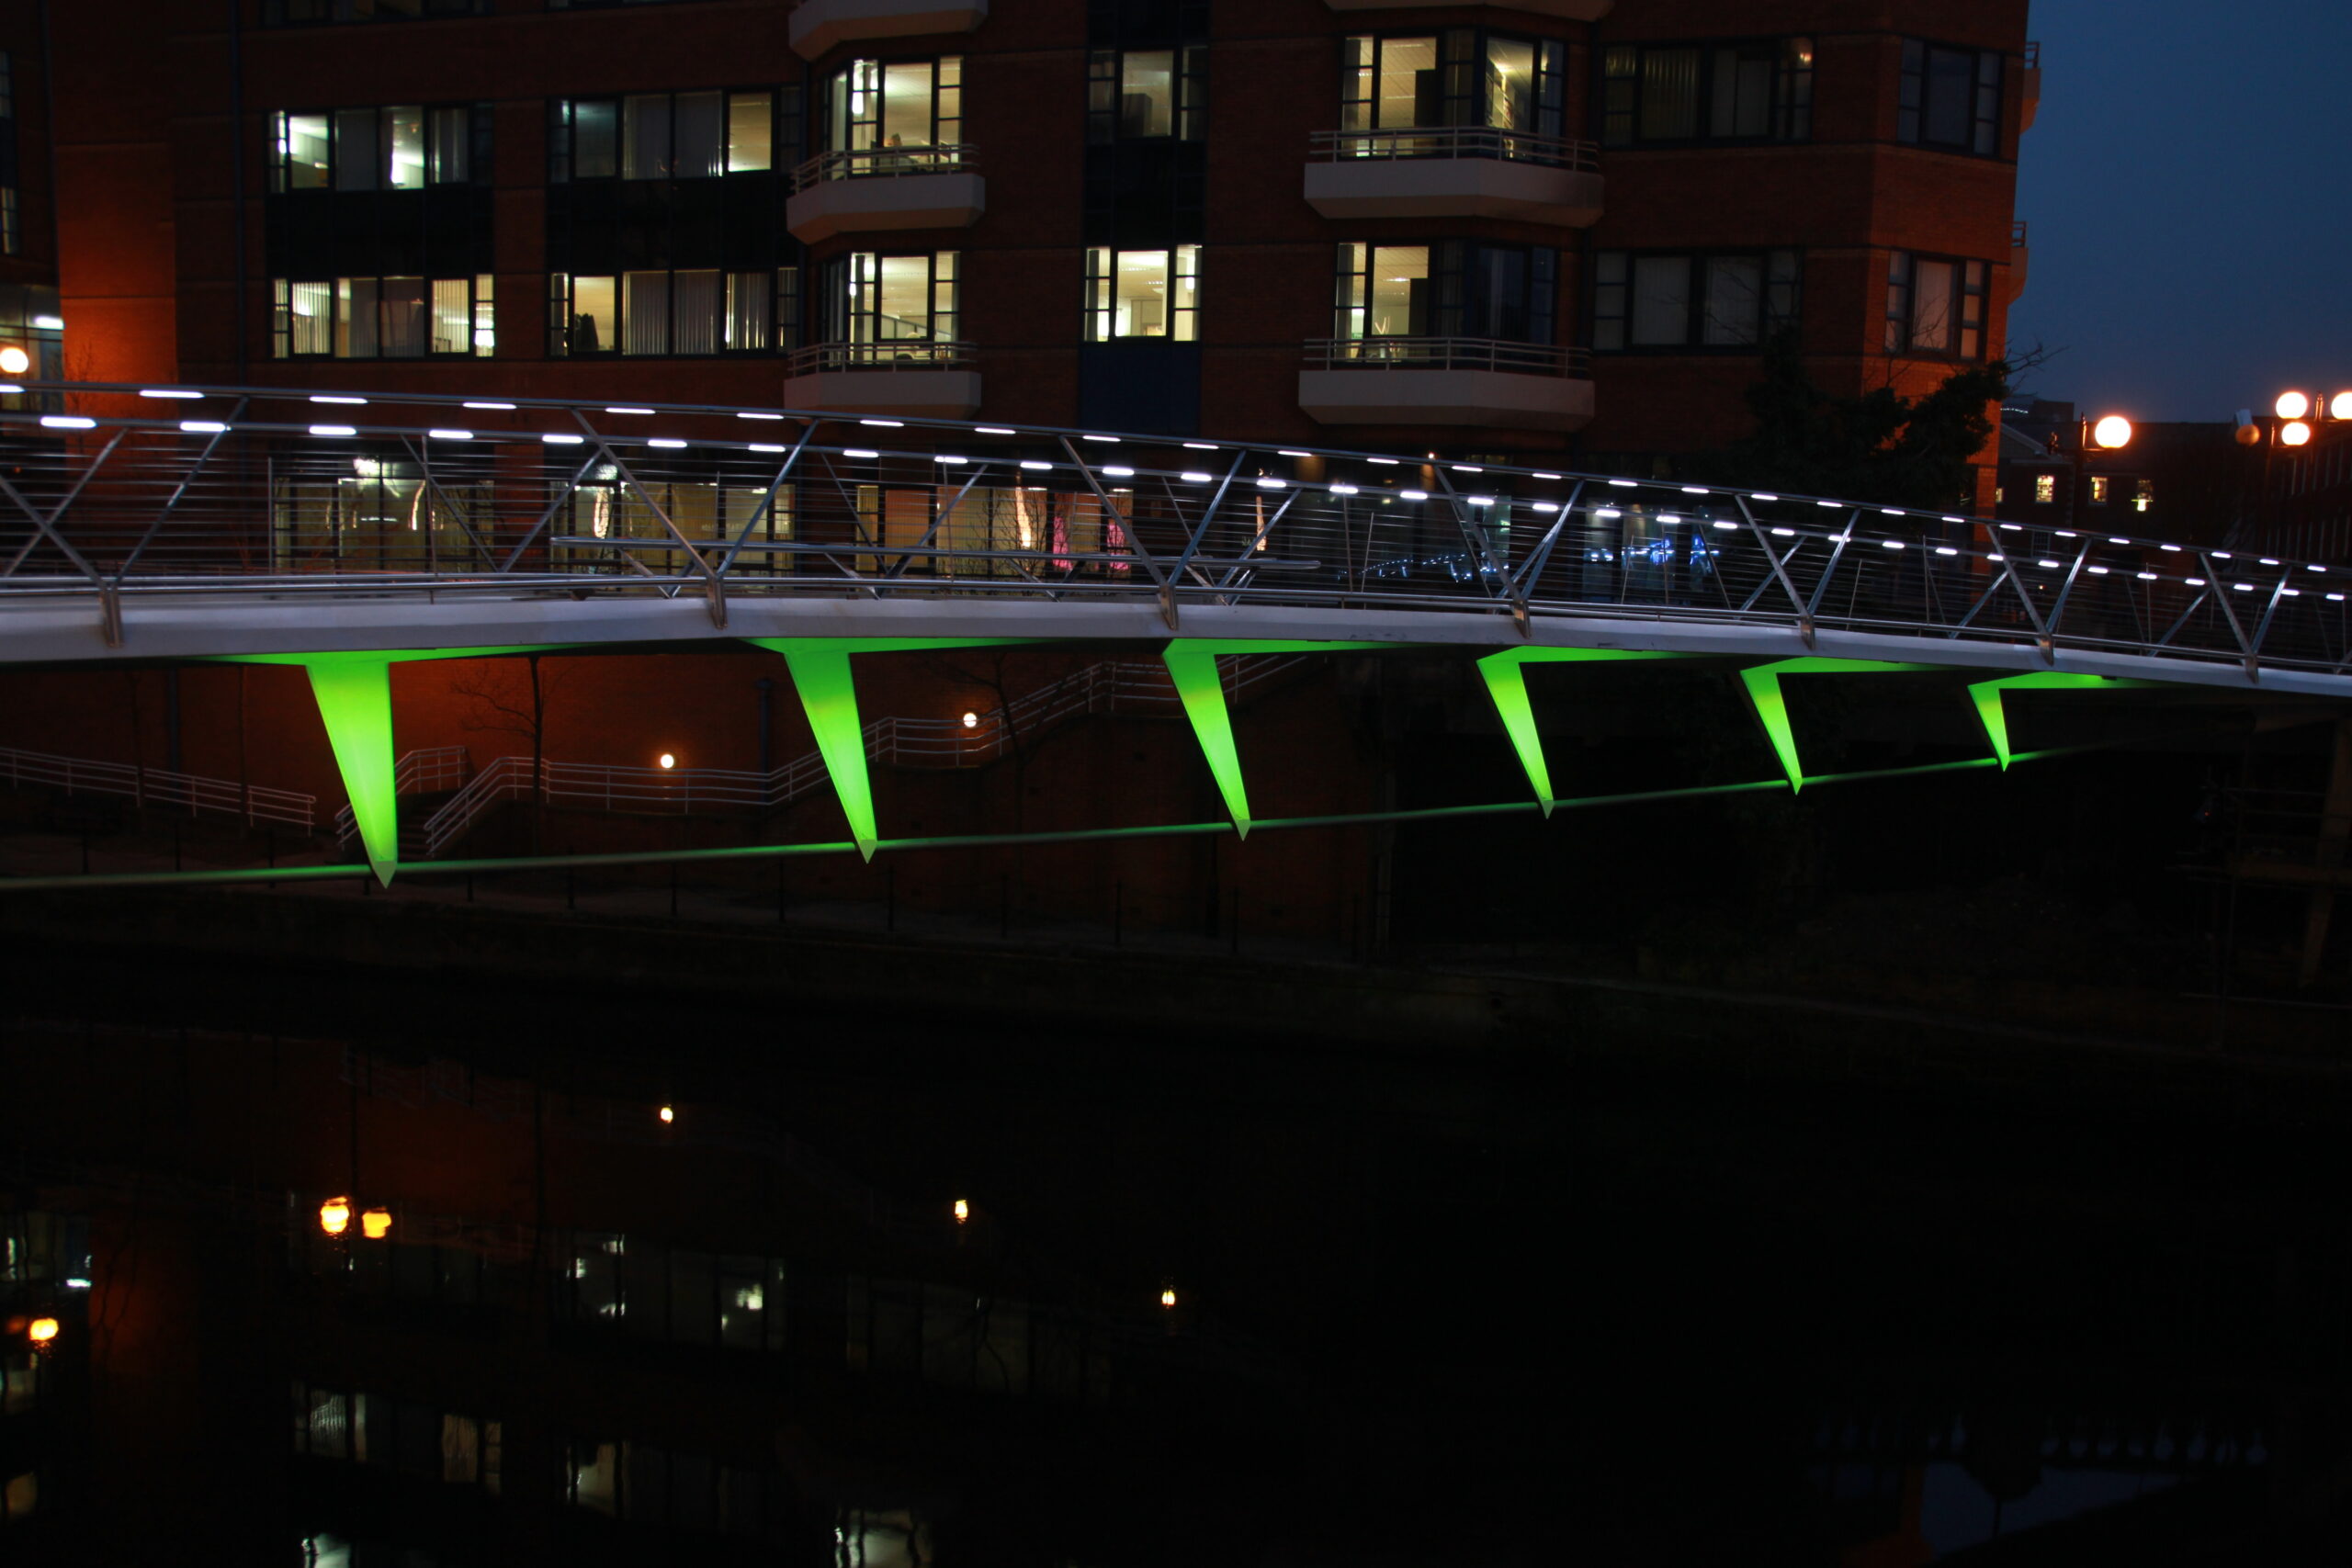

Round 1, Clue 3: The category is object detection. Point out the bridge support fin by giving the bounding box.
[1163,646,1250,838]
[1477,649,1686,816]
[745,637,1032,862]
[303,659,401,886]
[1738,658,1939,793]
[1966,672,2143,770]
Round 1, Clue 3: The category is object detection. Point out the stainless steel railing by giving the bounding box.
[1308,125,1598,171]
[1305,336,1591,376]
[789,143,978,193]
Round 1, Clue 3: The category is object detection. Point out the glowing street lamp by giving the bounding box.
[0,345,28,377]
[952,1198,969,1224]
[360,1207,392,1241]
[658,752,676,770]
[2282,420,2314,447]
[318,1196,353,1237]
[27,1315,59,1345]
[2088,414,2133,451]
[2333,391,2352,421]
[2276,390,2312,422]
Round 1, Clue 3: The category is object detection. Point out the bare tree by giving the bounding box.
[449,653,576,809]
[922,649,1090,836]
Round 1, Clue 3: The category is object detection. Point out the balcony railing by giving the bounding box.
[2013,219,2030,249]
[1308,126,1598,172]
[789,144,978,195]
[787,339,978,375]
[1307,337,1590,376]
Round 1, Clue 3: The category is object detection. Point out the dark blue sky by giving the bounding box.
[2010,1,2352,421]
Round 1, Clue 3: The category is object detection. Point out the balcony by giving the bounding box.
[784,341,981,419]
[1303,128,1602,227]
[1298,338,1593,432]
[2021,40,2041,132]
[1322,0,1611,17]
[786,148,986,243]
[2005,220,2030,304]
[789,0,987,60]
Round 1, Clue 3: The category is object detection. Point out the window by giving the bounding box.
[1335,242,1557,346]
[1341,32,1564,138]
[273,275,492,359]
[271,105,487,192]
[1593,250,1800,350]
[815,252,959,358]
[0,53,15,256]
[1089,47,1205,142]
[2089,475,2109,505]
[291,1381,502,1489]
[270,452,497,573]
[549,91,777,181]
[2033,473,2055,504]
[822,59,960,170]
[1600,39,1813,146]
[564,1439,774,1535]
[262,0,487,21]
[548,268,795,357]
[1084,246,1198,341]
[2134,478,2153,513]
[559,1234,793,1345]
[1885,252,1987,358]
[1899,39,2001,155]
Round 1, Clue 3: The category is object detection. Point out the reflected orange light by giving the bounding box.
[2282,421,2314,447]
[318,1196,352,1237]
[360,1207,392,1241]
[27,1316,58,1344]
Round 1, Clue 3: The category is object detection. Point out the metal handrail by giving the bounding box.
[332,744,471,845]
[1306,336,1590,376]
[789,143,978,194]
[411,656,1299,855]
[786,340,977,375]
[1308,126,1598,172]
[0,743,315,829]
[2012,220,2030,247]
[2023,39,2041,68]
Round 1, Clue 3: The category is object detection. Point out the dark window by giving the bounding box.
[548,268,796,357]
[1898,39,2001,155]
[0,52,16,255]
[1593,249,1801,351]
[1088,47,1204,142]
[261,0,488,24]
[1335,242,1556,344]
[1884,251,1987,358]
[1600,39,1813,146]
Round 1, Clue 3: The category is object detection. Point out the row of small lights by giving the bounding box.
[22,393,2350,587]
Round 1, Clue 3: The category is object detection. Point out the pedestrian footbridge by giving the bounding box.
[1,381,2346,883]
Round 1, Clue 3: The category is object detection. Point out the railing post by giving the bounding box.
[1114,880,1123,948]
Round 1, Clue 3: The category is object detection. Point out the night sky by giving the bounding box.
[2009,0,2352,422]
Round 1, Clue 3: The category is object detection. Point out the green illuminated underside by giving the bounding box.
[1738,658,1940,792]
[1162,639,1387,837]
[1476,648,1687,815]
[743,637,1031,860]
[1966,672,2144,769]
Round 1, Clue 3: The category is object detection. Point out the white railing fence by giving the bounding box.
[0,744,315,831]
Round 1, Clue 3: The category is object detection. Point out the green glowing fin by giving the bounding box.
[1966,672,2142,769]
[303,659,400,886]
[1739,658,1939,793]
[1162,646,1250,837]
[745,637,1029,861]
[1476,648,1685,816]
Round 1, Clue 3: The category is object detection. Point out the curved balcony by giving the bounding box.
[789,0,987,60]
[1323,0,1610,17]
[784,340,982,419]
[1304,128,1602,227]
[1298,337,1594,431]
[786,147,986,243]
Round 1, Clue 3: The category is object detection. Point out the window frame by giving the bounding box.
[548,88,783,183]
[545,266,798,358]
[1897,38,2003,157]
[1591,247,1801,353]
[821,57,964,159]
[818,250,961,355]
[270,102,490,194]
[1883,250,1988,360]
[1082,245,1200,343]
[1341,29,1565,137]
[1599,37,1815,148]
[1087,45,1206,144]
[271,273,495,360]
[1335,240,1558,346]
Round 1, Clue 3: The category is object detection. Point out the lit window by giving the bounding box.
[1088,47,1205,142]
[2134,478,2154,513]
[2033,473,2054,504]
[809,252,958,363]
[824,59,961,171]
[1337,241,1558,349]
[270,105,485,193]
[1343,32,1566,138]
[547,268,797,358]
[272,276,494,360]
[2089,475,2109,504]
[1083,246,1198,341]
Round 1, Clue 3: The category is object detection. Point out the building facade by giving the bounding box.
[27,0,2031,473]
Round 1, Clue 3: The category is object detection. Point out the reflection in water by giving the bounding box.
[2,950,2347,1564]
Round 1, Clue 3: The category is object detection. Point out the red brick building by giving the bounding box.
[24,0,2032,468]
